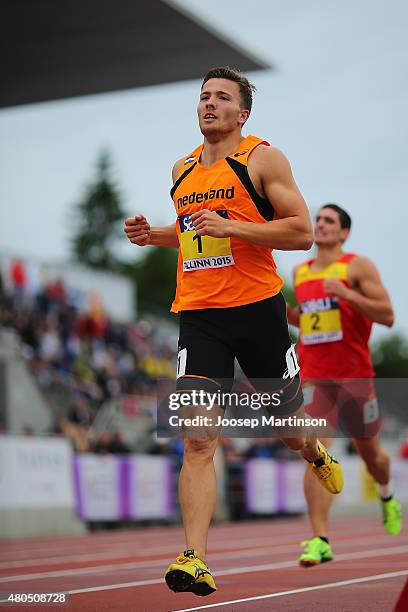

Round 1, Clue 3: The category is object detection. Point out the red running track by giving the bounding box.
[0,516,407,611]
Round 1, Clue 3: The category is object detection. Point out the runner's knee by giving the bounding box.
[281,437,305,452]
[364,447,389,471]
[184,437,218,461]
[354,437,383,463]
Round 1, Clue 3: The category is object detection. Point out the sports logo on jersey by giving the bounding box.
[184,156,196,165]
[233,149,249,157]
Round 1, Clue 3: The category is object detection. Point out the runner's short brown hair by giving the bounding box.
[202,66,256,112]
[321,203,352,230]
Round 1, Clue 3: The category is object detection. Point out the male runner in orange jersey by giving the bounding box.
[287,203,402,567]
[124,67,343,596]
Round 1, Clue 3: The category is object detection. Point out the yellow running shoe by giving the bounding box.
[309,441,344,494]
[165,549,217,596]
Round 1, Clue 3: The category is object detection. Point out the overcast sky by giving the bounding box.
[0,0,407,336]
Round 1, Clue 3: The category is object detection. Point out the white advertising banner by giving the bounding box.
[281,462,308,513]
[74,454,121,520]
[245,456,408,514]
[128,456,172,519]
[338,457,364,503]
[245,459,278,513]
[394,461,408,502]
[0,435,74,509]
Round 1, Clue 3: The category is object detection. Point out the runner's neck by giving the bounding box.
[311,245,344,271]
[200,134,245,167]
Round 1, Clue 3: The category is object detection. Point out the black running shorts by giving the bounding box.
[176,293,303,412]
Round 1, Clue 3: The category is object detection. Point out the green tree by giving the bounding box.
[372,334,408,377]
[122,246,178,318]
[281,281,297,308]
[71,150,126,271]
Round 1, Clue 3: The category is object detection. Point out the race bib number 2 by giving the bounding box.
[178,211,235,272]
[300,297,343,344]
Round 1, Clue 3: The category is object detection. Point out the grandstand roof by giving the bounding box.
[2,0,269,108]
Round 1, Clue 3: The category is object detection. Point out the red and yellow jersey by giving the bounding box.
[170,134,283,312]
[294,253,374,378]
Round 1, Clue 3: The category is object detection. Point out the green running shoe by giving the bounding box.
[381,497,402,535]
[299,537,334,567]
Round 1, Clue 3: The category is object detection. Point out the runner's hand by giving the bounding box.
[323,278,350,299]
[124,215,151,246]
[191,209,232,238]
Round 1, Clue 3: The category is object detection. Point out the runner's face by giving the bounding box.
[197,78,249,137]
[315,208,349,246]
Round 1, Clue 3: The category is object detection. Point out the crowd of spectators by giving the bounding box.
[0,257,177,452]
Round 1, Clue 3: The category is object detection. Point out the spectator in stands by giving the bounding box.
[68,395,92,428]
[45,279,66,314]
[10,259,26,308]
[92,432,112,455]
[57,416,91,453]
[39,320,62,363]
[109,430,131,454]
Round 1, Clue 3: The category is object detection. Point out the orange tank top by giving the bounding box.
[170,134,283,312]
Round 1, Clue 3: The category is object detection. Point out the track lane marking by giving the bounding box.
[2,527,402,570]
[172,570,408,611]
[1,544,407,600]
[2,541,408,584]
[0,519,387,560]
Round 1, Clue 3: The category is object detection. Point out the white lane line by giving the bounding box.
[2,541,408,584]
[1,544,407,600]
[0,540,313,583]
[2,526,398,571]
[0,535,320,570]
[1,535,290,567]
[0,549,166,571]
[0,545,295,583]
[0,519,384,559]
[172,570,408,612]
[211,543,408,578]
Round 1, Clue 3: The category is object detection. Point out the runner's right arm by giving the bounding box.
[286,304,300,326]
[286,266,300,326]
[123,159,183,248]
[124,216,179,248]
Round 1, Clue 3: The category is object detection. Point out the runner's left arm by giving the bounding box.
[324,257,394,327]
[191,146,313,250]
[286,267,301,326]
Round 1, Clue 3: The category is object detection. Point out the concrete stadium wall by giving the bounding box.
[0,330,52,434]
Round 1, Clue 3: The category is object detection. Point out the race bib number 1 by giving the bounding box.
[178,211,235,272]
